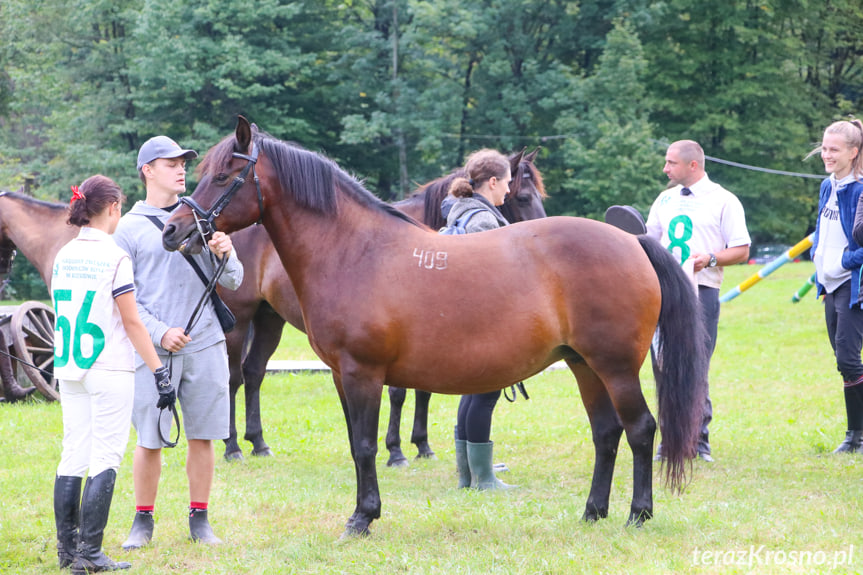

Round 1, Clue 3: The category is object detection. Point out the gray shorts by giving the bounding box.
[131,341,229,449]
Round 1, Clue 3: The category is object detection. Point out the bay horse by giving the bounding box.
[163,117,708,536]
[0,191,77,289]
[223,148,546,464]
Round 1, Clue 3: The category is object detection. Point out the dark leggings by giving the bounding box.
[456,390,501,443]
[823,280,863,429]
[824,280,863,383]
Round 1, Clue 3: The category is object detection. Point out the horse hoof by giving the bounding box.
[339,525,371,541]
[251,448,273,457]
[386,456,409,468]
[224,450,244,462]
[581,508,608,523]
[626,510,653,527]
[415,451,437,460]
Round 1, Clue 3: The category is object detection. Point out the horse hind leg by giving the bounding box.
[570,361,623,522]
[224,328,247,461]
[411,390,435,459]
[242,305,285,457]
[385,387,409,467]
[575,360,657,526]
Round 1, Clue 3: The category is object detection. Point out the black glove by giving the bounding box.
[154,365,176,410]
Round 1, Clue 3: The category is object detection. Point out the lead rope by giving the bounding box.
[156,222,228,448]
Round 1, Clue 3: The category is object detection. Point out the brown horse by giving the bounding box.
[0,191,77,288]
[163,117,708,536]
[222,149,547,464]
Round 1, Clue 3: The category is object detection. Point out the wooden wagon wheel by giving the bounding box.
[12,301,58,402]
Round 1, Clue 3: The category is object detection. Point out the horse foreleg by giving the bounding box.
[337,369,383,538]
[570,361,622,522]
[242,307,285,457]
[411,390,435,459]
[385,387,409,467]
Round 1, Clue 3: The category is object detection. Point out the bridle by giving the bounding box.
[179,142,264,243]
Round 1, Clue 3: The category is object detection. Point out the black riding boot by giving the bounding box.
[54,475,82,569]
[834,387,863,453]
[189,508,223,544]
[71,469,131,574]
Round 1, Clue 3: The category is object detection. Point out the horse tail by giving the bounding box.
[637,235,708,492]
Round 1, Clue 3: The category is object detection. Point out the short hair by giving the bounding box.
[670,140,705,170]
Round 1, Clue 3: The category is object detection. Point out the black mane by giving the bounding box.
[199,131,423,228]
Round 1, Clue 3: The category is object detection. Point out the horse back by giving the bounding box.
[302,216,661,393]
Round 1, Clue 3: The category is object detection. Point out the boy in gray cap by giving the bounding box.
[114,135,244,548]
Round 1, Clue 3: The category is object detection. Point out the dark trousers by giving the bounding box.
[699,285,720,442]
[824,281,863,384]
[456,390,502,443]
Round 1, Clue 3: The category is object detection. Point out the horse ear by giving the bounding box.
[509,147,526,171]
[524,147,541,164]
[236,116,253,151]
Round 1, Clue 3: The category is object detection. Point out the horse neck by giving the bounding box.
[0,196,75,286]
[262,194,400,295]
[391,194,424,223]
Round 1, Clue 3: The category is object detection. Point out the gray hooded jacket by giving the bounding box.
[441,194,508,233]
[113,201,244,357]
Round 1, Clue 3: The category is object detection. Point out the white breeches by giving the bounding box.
[56,369,134,478]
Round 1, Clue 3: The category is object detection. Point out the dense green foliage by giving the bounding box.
[2,0,862,243]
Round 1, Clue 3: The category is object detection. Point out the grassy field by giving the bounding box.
[1,261,861,574]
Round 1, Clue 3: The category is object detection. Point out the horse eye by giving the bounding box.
[214,173,229,184]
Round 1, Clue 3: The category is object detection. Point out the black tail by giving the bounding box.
[638,236,708,492]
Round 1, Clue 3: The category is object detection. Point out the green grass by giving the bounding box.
[2,261,862,574]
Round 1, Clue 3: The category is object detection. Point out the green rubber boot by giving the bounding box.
[466,441,515,490]
[455,439,471,489]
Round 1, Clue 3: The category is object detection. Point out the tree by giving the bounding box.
[550,20,659,220]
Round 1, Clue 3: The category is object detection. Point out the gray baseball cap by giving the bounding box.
[136,136,198,170]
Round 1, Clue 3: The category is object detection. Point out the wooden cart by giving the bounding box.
[0,302,56,401]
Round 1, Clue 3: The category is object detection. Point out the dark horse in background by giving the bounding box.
[163,117,708,537]
[222,148,546,464]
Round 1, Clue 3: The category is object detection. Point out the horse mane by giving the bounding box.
[0,190,68,213]
[199,130,424,229]
[405,171,463,231]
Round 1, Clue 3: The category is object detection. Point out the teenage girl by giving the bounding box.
[811,119,863,454]
[444,149,514,490]
[52,175,173,573]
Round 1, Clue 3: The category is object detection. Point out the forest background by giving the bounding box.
[1,0,861,297]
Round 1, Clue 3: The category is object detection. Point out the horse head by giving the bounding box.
[500,147,547,223]
[163,116,265,254]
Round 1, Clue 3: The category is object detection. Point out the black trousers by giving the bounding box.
[699,285,720,440]
[823,280,863,384]
[456,390,501,443]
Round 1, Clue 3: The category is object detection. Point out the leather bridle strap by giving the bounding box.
[180,142,263,237]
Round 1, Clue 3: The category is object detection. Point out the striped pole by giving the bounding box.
[719,233,814,303]
[791,273,817,303]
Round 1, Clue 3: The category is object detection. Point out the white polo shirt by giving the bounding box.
[52,227,136,382]
[646,175,751,289]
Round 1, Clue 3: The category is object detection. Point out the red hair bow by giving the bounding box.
[70,185,85,204]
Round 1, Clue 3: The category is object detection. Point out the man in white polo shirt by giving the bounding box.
[646,139,751,462]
